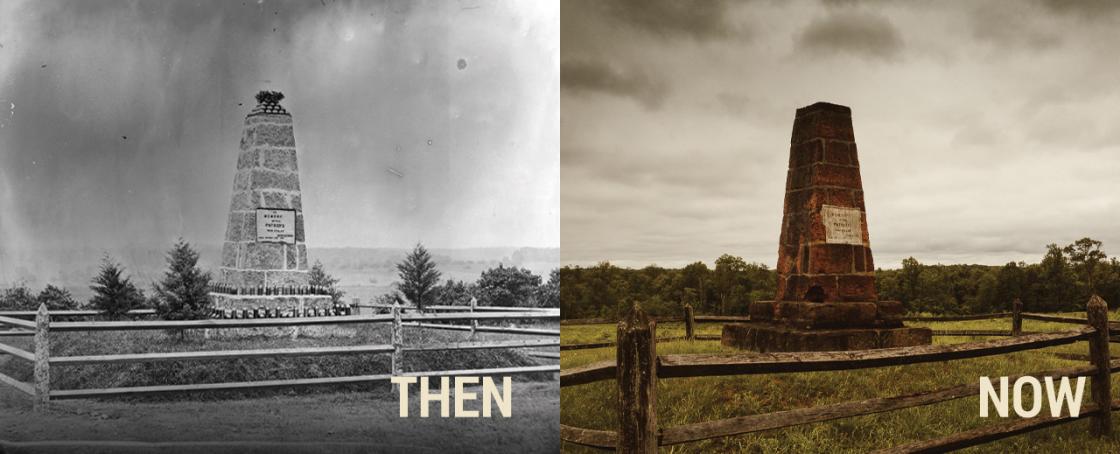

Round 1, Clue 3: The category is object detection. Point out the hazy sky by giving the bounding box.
[0,0,558,281]
[561,0,1120,269]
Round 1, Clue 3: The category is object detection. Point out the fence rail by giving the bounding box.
[0,309,156,318]
[560,297,1116,452]
[0,303,559,404]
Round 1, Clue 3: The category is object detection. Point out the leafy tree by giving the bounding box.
[537,269,560,308]
[374,290,405,307]
[432,279,474,306]
[1064,237,1106,291]
[714,254,749,315]
[1035,244,1079,312]
[37,284,78,310]
[396,243,442,312]
[309,260,344,304]
[0,284,36,310]
[152,239,213,321]
[477,265,542,308]
[90,257,145,318]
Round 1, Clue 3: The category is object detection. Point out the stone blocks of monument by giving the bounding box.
[211,91,331,312]
[722,102,932,352]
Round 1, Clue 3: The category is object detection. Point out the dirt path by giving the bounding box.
[0,381,558,453]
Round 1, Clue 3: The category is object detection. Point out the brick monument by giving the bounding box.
[721,102,931,352]
[209,91,333,315]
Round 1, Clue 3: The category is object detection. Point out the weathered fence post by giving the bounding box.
[469,296,478,340]
[1087,295,1111,436]
[684,303,695,341]
[1011,298,1023,337]
[33,303,50,410]
[392,301,403,376]
[617,303,657,453]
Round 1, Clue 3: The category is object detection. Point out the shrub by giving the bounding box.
[153,239,213,321]
[89,256,146,318]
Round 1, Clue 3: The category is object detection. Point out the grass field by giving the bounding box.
[560,314,1120,453]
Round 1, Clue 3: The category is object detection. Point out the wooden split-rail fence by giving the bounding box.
[560,297,1118,452]
[560,299,1120,351]
[0,303,560,409]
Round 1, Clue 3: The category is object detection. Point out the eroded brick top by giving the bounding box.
[776,102,876,303]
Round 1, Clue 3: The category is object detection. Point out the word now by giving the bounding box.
[391,376,512,418]
[980,376,1085,418]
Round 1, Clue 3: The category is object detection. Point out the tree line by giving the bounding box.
[0,241,559,319]
[560,238,1120,319]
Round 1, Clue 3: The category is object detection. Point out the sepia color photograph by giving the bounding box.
[0,0,559,453]
[560,1,1120,453]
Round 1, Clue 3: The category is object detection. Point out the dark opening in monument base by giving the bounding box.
[721,322,933,353]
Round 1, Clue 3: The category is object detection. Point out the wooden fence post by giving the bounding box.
[617,304,657,453]
[392,301,403,376]
[684,303,695,341]
[1086,295,1111,436]
[470,296,478,340]
[1011,298,1023,337]
[33,303,50,410]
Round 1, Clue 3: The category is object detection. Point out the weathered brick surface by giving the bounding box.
[237,149,259,169]
[749,301,777,321]
[249,169,300,191]
[228,191,254,211]
[776,102,876,303]
[261,191,293,209]
[295,214,306,243]
[285,244,297,269]
[220,242,238,268]
[297,243,308,269]
[261,148,297,172]
[808,244,853,274]
[837,275,876,302]
[251,123,296,147]
[811,163,862,188]
[243,242,285,269]
[264,270,310,287]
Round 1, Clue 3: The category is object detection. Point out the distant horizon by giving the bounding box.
[559,241,1101,271]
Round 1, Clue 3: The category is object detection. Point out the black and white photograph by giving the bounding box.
[0,1,559,452]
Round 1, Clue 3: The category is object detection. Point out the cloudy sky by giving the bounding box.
[561,0,1120,269]
[0,0,558,282]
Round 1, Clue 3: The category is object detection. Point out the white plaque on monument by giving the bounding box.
[821,205,863,245]
[256,208,295,244]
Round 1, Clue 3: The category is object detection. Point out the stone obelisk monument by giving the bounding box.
[722,102,931,352]
[210,91,332,313]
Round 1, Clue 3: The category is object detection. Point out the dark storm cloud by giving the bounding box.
[600,0,741,40]
[1038,0,1120,17]
[969,3,1062,51]
[795,11,903,60]
[563,1,1120,269]
[560,59,667,109]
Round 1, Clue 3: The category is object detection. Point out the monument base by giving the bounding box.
[721,322,932,353]
[209,293,334,313]
[206,293,352,338]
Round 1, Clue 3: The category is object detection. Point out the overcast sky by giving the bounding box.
[561,0,1120,269]
[0,0,558,282]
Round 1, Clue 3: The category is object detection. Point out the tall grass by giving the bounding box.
[561,315,1120,453]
